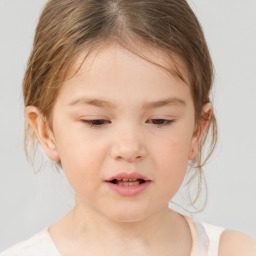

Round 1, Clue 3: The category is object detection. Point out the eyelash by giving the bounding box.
[81,119,174,128]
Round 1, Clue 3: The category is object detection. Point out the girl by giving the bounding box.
[1,0,255,255]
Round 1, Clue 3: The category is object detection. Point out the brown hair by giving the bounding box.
[23,0,217,211]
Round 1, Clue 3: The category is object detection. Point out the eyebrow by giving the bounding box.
[68,97,186,109]
[142,97,186,108]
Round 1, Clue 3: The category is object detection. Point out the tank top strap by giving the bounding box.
[183,215,201,256]
[201,222,225,256]
[183,215,225,256]
[195,221,210,256]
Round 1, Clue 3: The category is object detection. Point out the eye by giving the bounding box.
[81,119,110,128]
[148,119,174,126]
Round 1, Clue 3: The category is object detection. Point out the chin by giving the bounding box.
[104,206,151,223]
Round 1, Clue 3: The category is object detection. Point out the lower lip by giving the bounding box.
[106,181,151,196]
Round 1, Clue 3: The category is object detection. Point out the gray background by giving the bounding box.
[0,0,255,251]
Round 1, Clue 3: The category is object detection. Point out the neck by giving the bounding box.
[49,197,192,255]
[67,197,187,249]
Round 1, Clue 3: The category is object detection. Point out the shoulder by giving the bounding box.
[219,230,256,256]
[0,228,59,256]
[199,221,256,256]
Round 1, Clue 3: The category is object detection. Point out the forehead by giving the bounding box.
[65,41,190,86]
[56,41,194,112]
[52,41,195,119]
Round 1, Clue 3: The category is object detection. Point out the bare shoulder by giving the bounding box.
[219,230,256,256]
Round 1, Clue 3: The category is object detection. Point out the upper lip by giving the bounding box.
[106,172,151,182]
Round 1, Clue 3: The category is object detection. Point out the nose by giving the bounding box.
[110,127,147,162]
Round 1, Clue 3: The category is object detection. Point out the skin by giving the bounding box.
[26,42,256,255]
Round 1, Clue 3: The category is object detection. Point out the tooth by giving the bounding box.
[123,178,128,182]
[116,181,140,186]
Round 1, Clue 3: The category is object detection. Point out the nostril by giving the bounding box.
[110,142,147,162]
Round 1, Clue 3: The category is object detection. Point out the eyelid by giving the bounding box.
[81,119,110,128]
[147,118,175,126]
[80,118,175,128]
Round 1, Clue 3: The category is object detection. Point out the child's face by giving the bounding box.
[41,43,203,221]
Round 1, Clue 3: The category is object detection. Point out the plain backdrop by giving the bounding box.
[0,0,256,251]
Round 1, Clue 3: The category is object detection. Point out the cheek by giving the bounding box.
[54,131,106,193]
[156,128,192,168]
[152,127,193,189]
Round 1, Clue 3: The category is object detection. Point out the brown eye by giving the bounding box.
[148,119,174,126]
[81,119,110,127]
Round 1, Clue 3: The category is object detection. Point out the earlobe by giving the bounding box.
[188,103,213,160]
[25,106,60,162]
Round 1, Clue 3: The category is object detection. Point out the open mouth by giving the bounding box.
[109,179,146,186]
[106,173,151,196]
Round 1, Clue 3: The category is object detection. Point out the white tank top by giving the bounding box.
[0,215,225,256]
[184,215,225,256]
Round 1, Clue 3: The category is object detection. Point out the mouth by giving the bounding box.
[109,178,147,186]
[105,172,151,186]
[105,173,151,196]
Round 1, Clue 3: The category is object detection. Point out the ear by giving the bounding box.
[25,106,60,162]
[189,103,213,160]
